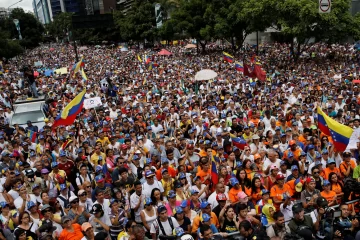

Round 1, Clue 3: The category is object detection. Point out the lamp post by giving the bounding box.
[7,0,23,11]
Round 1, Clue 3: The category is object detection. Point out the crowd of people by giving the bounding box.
[0,41,359,240]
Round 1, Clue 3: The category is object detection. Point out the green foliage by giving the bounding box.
[45,12,73,39]
[0,8,45,48]
[0,31,23,59]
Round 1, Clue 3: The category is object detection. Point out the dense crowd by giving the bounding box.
[0,42,359,240]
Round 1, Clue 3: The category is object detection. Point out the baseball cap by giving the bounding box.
[145,170,155,178]
[175,206,183,214]
[237,191,247,199]
[69,196,78,203]
[260,189,270,195]
[229,177,239,186]
[180,200,189,208]
[81,222,92,232]
[200,201,210,209]
[280,160,287,166]
[190,189,199,195]
[95,175,104,183]
[307,144,315,150]
[323,180,331,186]
[167,190,176,198]
[59,184,67,191]
[276,174,285,181]
[173,226,185,237]
[157,205,167,214]
[41,169,50,174]
[201,213,211,222]
[295,178,304,192]
[61,216,71,224]
[292,203,304,214]
[291,165,298,171]
[178,173,186,179]
[306,177,315,184]
[90,204,103,214]
[144,197,152,205]
[270,165,278,171]
[27,201,36,210]
[287,151,294,158]
[327,159,336,164]
[216,193,227,201]
[289,140,296,145]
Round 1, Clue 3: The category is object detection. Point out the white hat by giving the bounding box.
[69,196,78,203]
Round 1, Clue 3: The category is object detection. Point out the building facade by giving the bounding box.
[32,0,51,24]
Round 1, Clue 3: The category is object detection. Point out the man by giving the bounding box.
[26,120,38,133]
[288,203,319,238]
[333,203,359,239]
[57,184,76,209]
[207,183,229,210]
[24,65,38,98]
[91,175,112,200]
[199,225,214,240]
[59,216,84,240]
[301,177,320,213]
[263,150,281,175]
[283,140,302,161]
[142,170,164,198]
[81,222,96,240]
[130,181,144,224]
[14,184,37,212]
[150,205,179,240]
[266,211,290,239]
[90,146,106,168]
[339,151,357,179]
[239,220,269,240]
[191,201,219,234]
[132,224,150,240]
[58,150,76,184]
[40,204,63,237]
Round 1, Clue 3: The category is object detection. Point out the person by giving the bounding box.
[150,205,180,240]
[130,181,144,224]
[142,170,164,198]
[219,204,239,234]
[140,197,157,238]
[89,204,111,233]
[81,222,96,240]
[191,201,220,234]
[132,224,151,240]
[109,199,127,240]
[198,225,214,240]
[58,216,84,240]
[300,177,321,213]
[266,211,290,239]
[239,220,270,240]
[13,211,38,240]
[173,206,191,234]
[333,203,359,240]
[288,203,319,238]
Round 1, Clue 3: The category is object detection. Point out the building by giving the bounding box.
[116,0,133,14]
[32,0,51,24]
[0,7,14,19]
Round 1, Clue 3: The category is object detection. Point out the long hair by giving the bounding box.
[251,177,265,194]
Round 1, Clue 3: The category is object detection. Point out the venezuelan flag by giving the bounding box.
[137,55,142,62]
[148,62,158,70]
[235,61,244,72]
[72,57,84,77]
[27,130,37,143]
[223,52,234,63]
[145,55,151,64]
[211,158,218,186]
[52,89,86,129]
[230,133,248,150]
[81,69,87,82]
[317,107,353,151]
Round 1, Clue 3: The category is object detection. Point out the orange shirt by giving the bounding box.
[245,169,253,180]
[321,190,337,203]
[323,167,340,180]
[285,179,296,197]
[196,167,211,183]
[155,166,177,180]
[191,212,219,233]
[228,187,242,203]
[331,182,343,195]
[339,160,356,178]
[199,149,207,157]
[251,187,266,205]
[283,148,302,161]
[270,184,291,211]
[59,224,84,240]
[298,135,307,145]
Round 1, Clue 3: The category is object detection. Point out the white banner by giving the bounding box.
[319,0,331,13]
[84,97,102,109]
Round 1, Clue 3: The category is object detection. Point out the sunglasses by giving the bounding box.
[86,186,91,188]
[313,171,320,174]
[43,209,51,213]
[79,193,87,197]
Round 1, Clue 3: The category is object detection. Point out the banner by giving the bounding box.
[54,67,68,75]
[34,61,43,67]
[84,97,102,109]
[13,19,22,40]
[155,3,163,28]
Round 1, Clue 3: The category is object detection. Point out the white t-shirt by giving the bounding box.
[14,194,37,210]
[280,202,294,223]
[151,124,164,134]
[142,180,164,198]
[262,158,282,172]
[208,191,229,210]
[150,217,180,239]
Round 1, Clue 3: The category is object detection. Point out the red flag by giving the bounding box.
[254,65,266,81]
[244,64,256,78]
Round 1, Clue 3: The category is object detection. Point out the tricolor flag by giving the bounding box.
[145,55,151,64]
[223,52,234,63]
[235,61,244,72]
[230,133,248,150]
[137,55,142,62]
[72,57,85,77]
[317,107,353,151]
[81,69,87,82]
[27,130,37,143]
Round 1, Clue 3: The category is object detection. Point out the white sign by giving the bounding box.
[84,97,102,109]
[319,0,331,13]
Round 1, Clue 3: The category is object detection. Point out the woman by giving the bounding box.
[109,199,127,240]
[165,190,181,216]
[265,130,274,144]
[59,216,84,240]
[117,219,136,240]
[251,177,266,205]
[261,204,275,225]
[82,181,93,199]
[329,172,344,198]
[89,204,110,233]
[237,203,260,226]
[174,181,189,201]
[106,149,116,173]
[150,188,165,207]
[68,196,89,225]
[174,207,191,234]
[243,159,254,180]
[0,202,18,232]
[191,176,208,201]
[218,166,231,186]
[266,165,279,190]
[41,168,57,201]
[0,189,14,209]
[27,201,42,226]
[78,190,93,213]
[178,173,191,193]
[219,205,239,234]
[50,200,66,223]
[14,212,38,240]
[76,165,93,189]
[235,169,252,196]
[226,151,236,170]
[140,198,157,238]
[40,192,50,209]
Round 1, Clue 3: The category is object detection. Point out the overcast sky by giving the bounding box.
[1,0,33,12]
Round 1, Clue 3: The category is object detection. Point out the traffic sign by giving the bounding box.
[319,0,331,13]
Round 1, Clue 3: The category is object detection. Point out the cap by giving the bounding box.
[41,169,49,174]
[32,184,40,190]
[216,193,227,201]
[145,170,155,178]
[315,161,322,166]
[200,201,210,209]
[78,190,85,195]
[322,149,328,154]
[81,222,92,232]
[289,140,296,146]
[0,202,9,208]
[260,189,270,196]
[292,203,304,214]
[252,134,260,140]
[229,177,239,186]
[61,216,71,224]
[306,177,315,184]
[90,204,103,214]
[291,165,298,171]
[59,184,67,191]
[201,213,211,222]
[174,226,185,237]
[95,175,104,183]
[270,165,278,171]
[167,190,176,198]
[175,206,183,214]
[144,197,152,205]
[327,159,336,164]
[276,174,285,181]
[51,162,59,168]
[69,196,78,203]
[41,204,51,212]
[178,173,186,179]
[295,178,304,192]
[280,160,287,166]
[323,180,331,186]
[157,205,167,214]
[237,191,247,199]
[307,144,315,150]
[180,200,189,208]
[27,201,36,210]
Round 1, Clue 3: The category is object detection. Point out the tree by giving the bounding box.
[45,12,73,40]
[0,8,44,48]
[275,0,355,61]
[0,31,23,60]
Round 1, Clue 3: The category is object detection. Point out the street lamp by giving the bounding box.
[8,0,23,11]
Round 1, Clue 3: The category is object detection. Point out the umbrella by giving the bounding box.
[79,46,88,51]
[158,49,172,56]
[95,45,101,48]
[120,47,129,52]
[195,69,218,81]
[49,48,55,51]
[184,44,196,49]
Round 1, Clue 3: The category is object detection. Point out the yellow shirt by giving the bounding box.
[96,137,110,147]
[161,178,174,196]
[90,152,106,167]
[49,169,69,190]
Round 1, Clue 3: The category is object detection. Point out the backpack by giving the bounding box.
[156,217,174,236]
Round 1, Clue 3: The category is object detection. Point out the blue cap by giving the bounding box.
[95,175,105,183]
[308,144,315,150]
[286,128,292,132]
[287,151,294,158]
[179,172,186,179]
[14,170,20,176]
[291,165,298,171]
[200,201,211,209]
[60,183,67,191]
[77,148,83,153]
[261,189,270,195]
[323,180,331,186]
[229,177,239,186]
[144,197,152,205]
[147,126,152,130]
[202,213,211,222]
[95,165,103,172]
[0,135,4,139]
[174,226,185,237]
[59,150,66,157]
[280,160,287,166]
[157,205,167,214]
[161,157,169,163]
[322,150,328,154]
[161,168,168,175]
[1,152,9,157]
[39,135,45,140]
[315,161,322,166]
[27,201,36,210]
[30,152,36,157]
[145,170,155,178]
[300,151,306,156]
[315,152,322,159]
[188,129,194,134]
[244,125,249,129]
[32,184,40,190]
[51,162,58,168]
[175,206,183,214]
[236,161,242,168]
[233,146,239,151]
[327,159,336,164]
[280,133,286,138]
[204,140,211,145]
[190,189,199,195]
[168,190,176,198]
[275,126,281,131]
[133,155,139,160]
[211,142,218,147]
[0,202,9,208]
[180,200,188,208]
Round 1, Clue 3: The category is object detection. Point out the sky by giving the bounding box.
[1,0,34,12]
